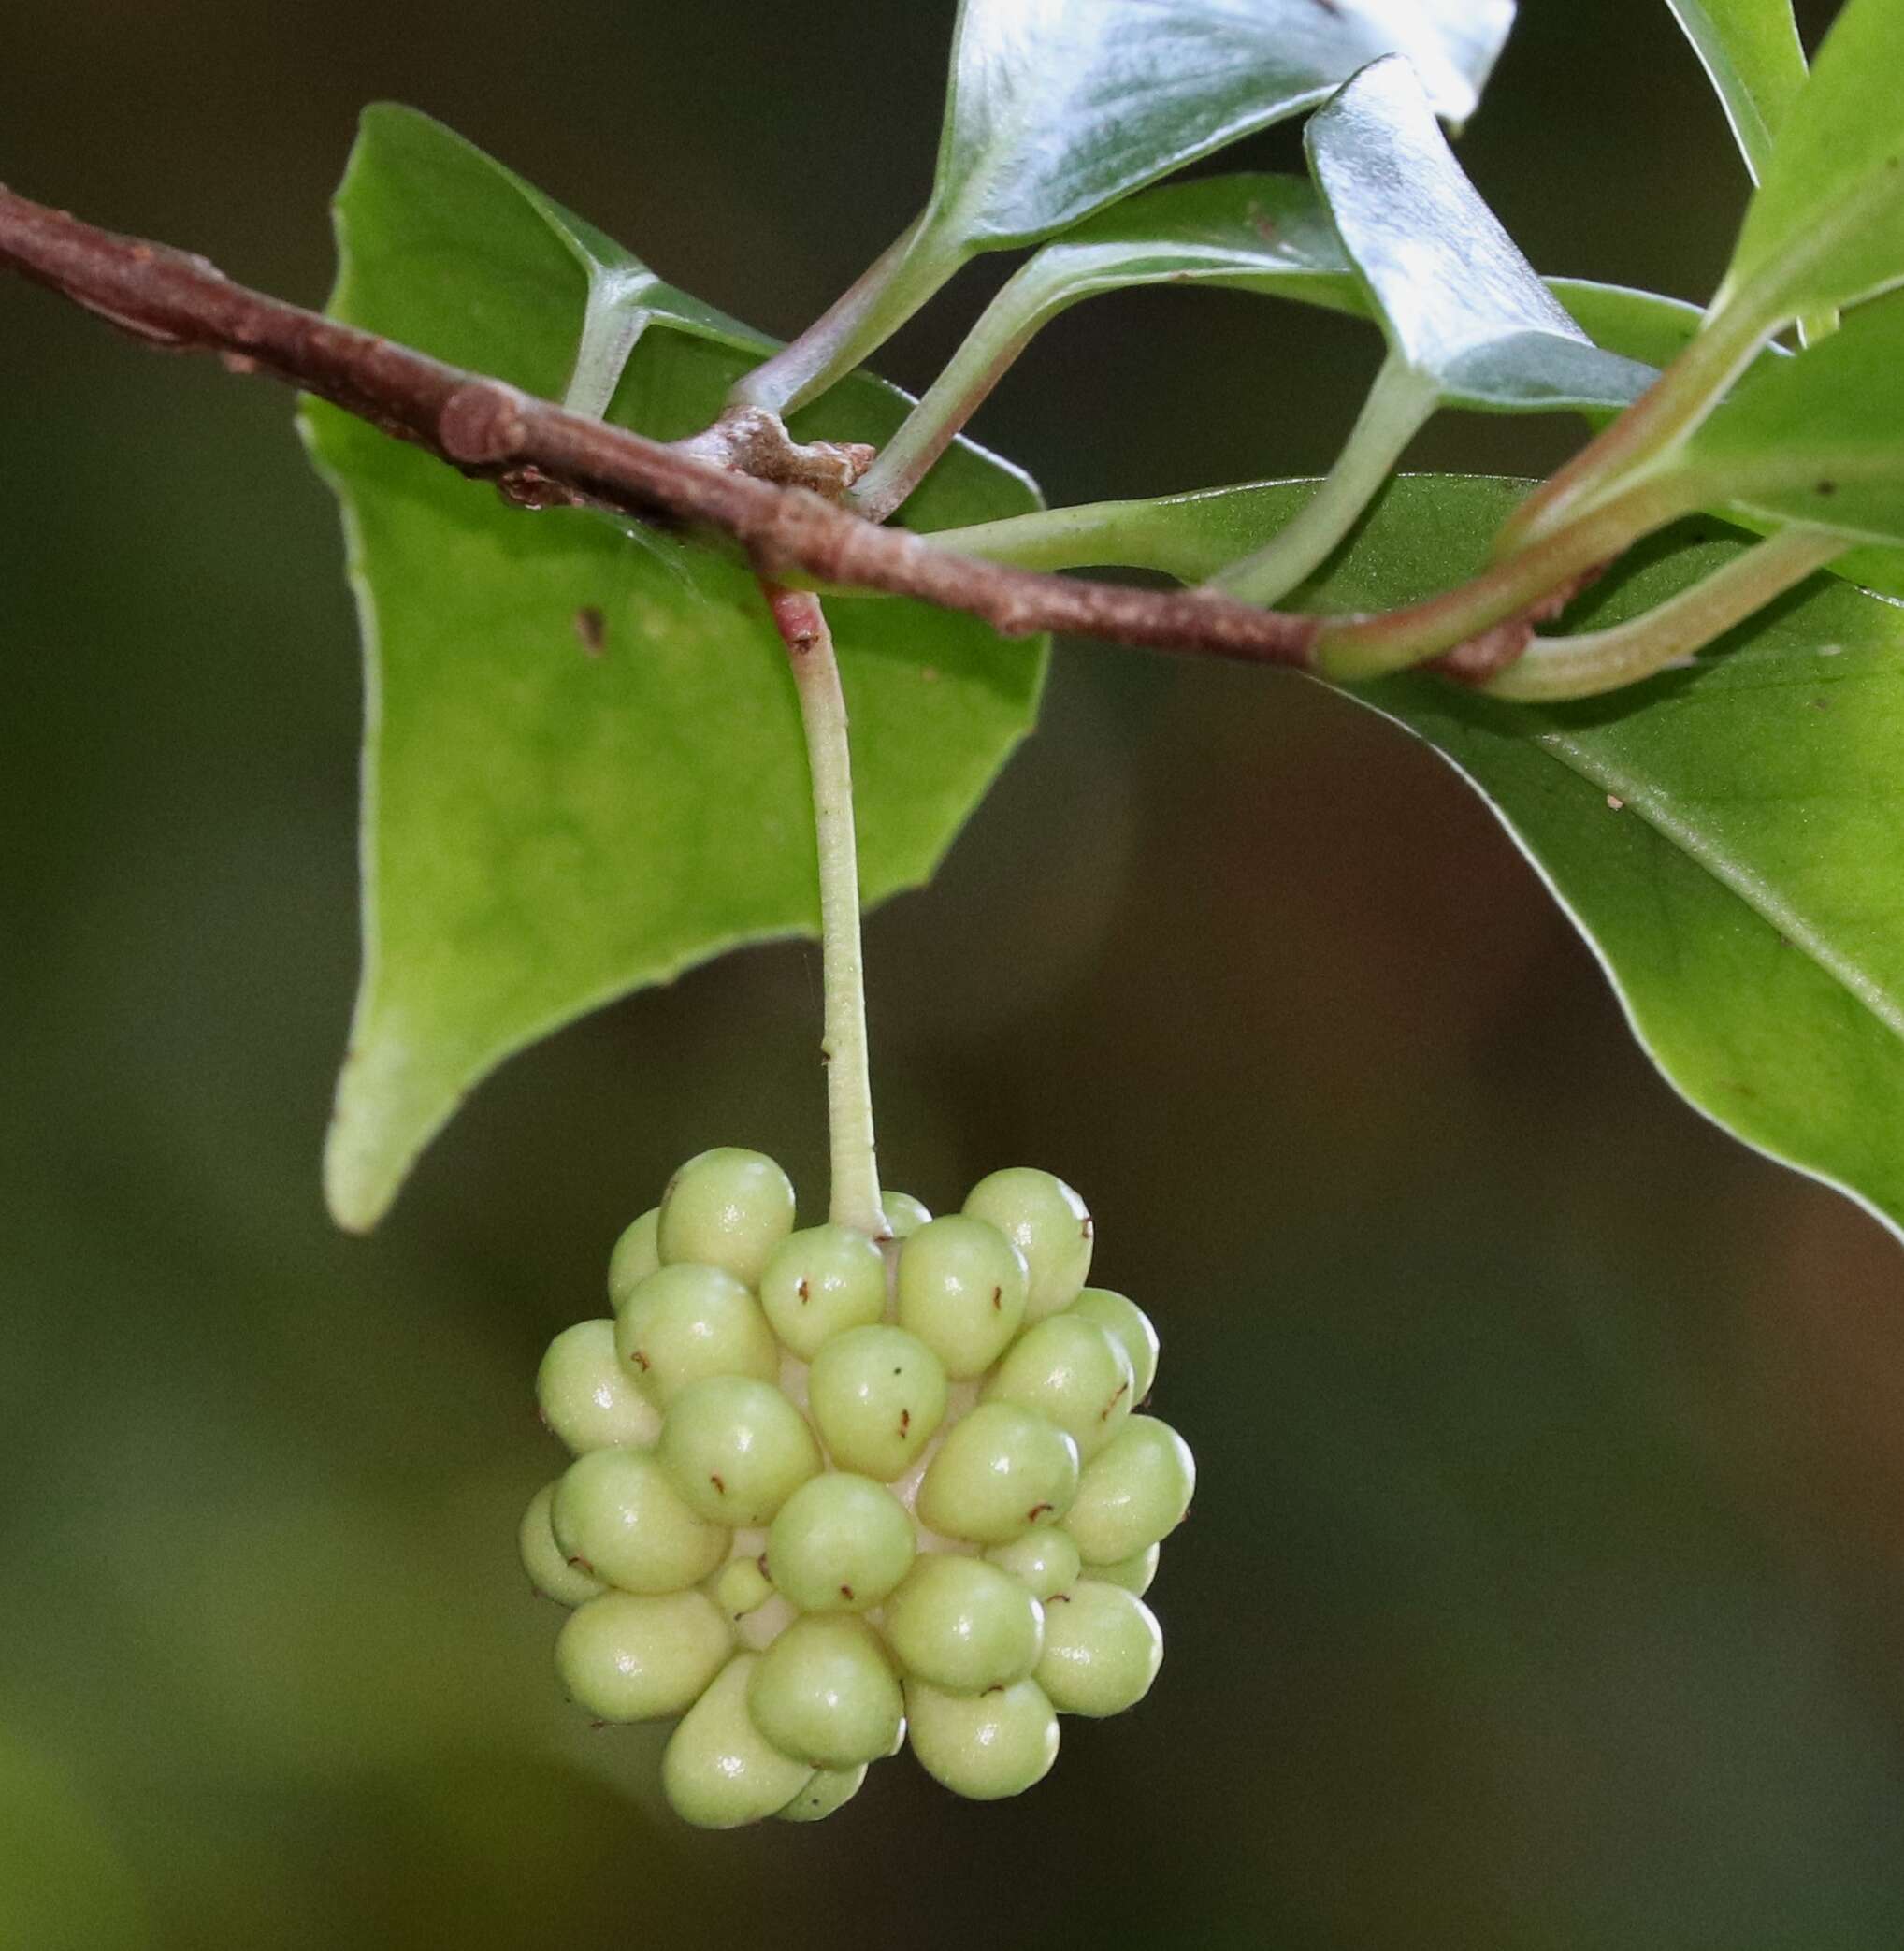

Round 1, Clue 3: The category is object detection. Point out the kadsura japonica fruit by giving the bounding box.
[521,1147,1193,1828]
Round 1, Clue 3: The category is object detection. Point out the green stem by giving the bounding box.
[849,267,1062,522]
[730,214,961,419]
[1314,471,1696,682]
[1490,527,1841,701]
[762,583,887,1238]
[1492,295,1771,559]
[1210,358,1440,604]
[1481,526,1846,701]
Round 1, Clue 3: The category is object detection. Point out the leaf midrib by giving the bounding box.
[1528,722,1904,1040]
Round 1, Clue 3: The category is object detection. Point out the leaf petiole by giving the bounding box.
[1209,358,1441,604]
[1313,472,1696,681]
[1481,524,1846,701]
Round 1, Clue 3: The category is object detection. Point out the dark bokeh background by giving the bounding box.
[7,3,1902,1945]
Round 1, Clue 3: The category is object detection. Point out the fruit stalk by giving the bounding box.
[763,583,887,1239]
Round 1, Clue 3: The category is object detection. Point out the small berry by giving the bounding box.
[1067,1287,1160,1403]
[1033,1580,1162,1717]
[773,1764,867,1822]
[882,1553,1045,1694]
[879,1191,932,1240]
[894,1214,1027,1379]
[551,1446,729,1595]
[659,1375,823,1524]
[1061,1416,1194,1565]
[962,1168,1092,1322]
[657,1148,796,1285]
[662,1653,815,1828]
[766,1471,916,1613]
[916,1400,1079,1546]
[982,1312,1135,1462]
[903,1677,1060,1800]
[757,1223,887,1360]
[613,1263,777,1408]
[1082,1540,1159,1597]
[806,1324,947,1480]
[747,1613,905,1768]
[713,1553,775,1619]
[555,1587,733,1722]
[606,1207,661,1308]
[537,1319,662,1453]
[519,1482,607,1607]
[984,1527,1082,1603]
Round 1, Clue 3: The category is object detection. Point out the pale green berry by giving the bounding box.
[519,1482,606,1607]
[962,1168,1092,1322]
[662,1654,814,1829]
[551,1446,729,1594]
[657,1148,796,1286]
[1035,1580,1162,1717]
[613,1263,778,1409]
[757,1224,887,1361]
[916,1402,1080,1546]
[555,1587,733,1722]
[883,1554,1045,1694]
[982,1314,1134,1463]
[747,1614,904,1768]
[766,1472,916,1612]
[806,1325,947,1480]
[538,1319,662,1453]
[904,1678,1059,1800]
[606,1207,661,1308]
[774,1764,867,1822]
[1068,1287,1159,1404]
[1062,1416,1194,1565]
[984,1527,1081,1603]
[659,1376,822,1525]
[894,1216,1027,1380]
[1084,1540,1159,1597]
[879,1192,932,1240]
[714,1554,774,1620]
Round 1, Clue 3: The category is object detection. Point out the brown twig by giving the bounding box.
[0,183,1328,670]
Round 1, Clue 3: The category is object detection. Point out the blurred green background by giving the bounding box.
[7,2,1904,1945]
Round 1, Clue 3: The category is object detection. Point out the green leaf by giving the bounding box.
[1547,278,1706,370]
[1215,57,1655,602]
[299,107,1046,1230]
[926,0,1516,255]
[990,472,1904,1239]
[857,170,1680,521]
[851,173,1363,515]
[1676,288,1904,548]
[1715,0,1904,330]
[740,0,1518,412]
[1663,0,1808,183]
[1303,59,1656,414]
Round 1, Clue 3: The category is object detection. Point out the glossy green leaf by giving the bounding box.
[857,171,1681,521]
[1304,59,1656,413]
[929,0,1514,253]
[1215,57,1655,601]
[1664,0,1808,183]
[300,107,1045,1230]
[739,0,1517,413]
[983,472,1904,1238]
[852,174,1363,516]
[1715,0,1904,329]
[1676,289,1904,547]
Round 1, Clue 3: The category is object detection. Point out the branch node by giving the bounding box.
[438,380,530,465]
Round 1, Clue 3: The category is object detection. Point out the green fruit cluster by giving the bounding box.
[522,1149,1193,1828]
